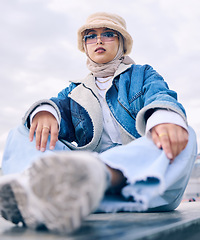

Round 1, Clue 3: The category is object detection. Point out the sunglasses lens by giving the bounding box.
[84,34,97,44]
[101,32,117,42]
[84,32,118,44]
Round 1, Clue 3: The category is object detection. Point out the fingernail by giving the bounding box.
[36,146,40,150]
[167,153,173,159]
[41,148,45,152]
[50,146,54,150]
[157,142,161,148]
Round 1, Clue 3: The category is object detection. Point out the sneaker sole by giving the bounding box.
[0,182,25,225]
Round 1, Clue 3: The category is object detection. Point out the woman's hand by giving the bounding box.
[29,111,59,152]
[151,123,188,163]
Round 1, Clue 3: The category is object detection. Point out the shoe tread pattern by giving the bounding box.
[0,183,25,225]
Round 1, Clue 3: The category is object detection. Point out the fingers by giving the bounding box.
[29,111,59,152]
[35,124,58,152]
[49,123,59,150]
[158,131,174,162]
[151,130,162,149]
[40,126,51,152]
[29,121,37,142]
[151,124,189,163]
[152,129,173,160]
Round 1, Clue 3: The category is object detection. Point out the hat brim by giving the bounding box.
[77,21,133,55]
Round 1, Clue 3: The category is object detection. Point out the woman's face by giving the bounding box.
[84,28,119,64]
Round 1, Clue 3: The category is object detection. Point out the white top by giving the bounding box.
[30,76,188,152]
[95,77,122,152]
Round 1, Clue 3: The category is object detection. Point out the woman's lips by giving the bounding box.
[95,47,106,53]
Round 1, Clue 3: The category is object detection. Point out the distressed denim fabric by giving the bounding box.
[97,126,197,212]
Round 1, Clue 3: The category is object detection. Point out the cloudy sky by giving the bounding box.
[0,0,200,163]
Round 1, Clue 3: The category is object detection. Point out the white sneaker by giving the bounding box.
[0,151,108,233]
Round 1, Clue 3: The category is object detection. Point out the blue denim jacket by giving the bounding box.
[23,63,186,151]
[47,63,186,151]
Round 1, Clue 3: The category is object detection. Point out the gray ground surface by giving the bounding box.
[0,202,200,240]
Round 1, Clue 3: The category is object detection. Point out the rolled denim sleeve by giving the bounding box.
[135,65,187,136]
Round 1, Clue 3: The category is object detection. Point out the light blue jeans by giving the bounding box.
[2,124,197,212]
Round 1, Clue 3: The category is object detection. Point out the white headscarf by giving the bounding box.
[85,35,135,78]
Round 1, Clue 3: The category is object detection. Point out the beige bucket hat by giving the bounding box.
[77,12,133,55]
